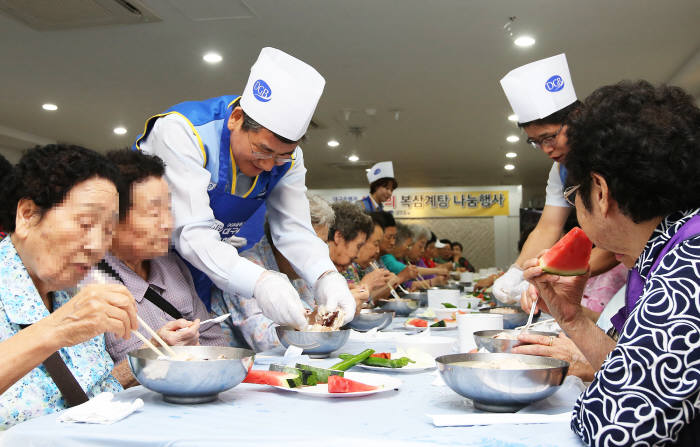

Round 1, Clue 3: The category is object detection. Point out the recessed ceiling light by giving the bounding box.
[348,155,359,162]
[508,114,518,122]
[504,164,515,171]
[113,127,127,135]
[327,140,340,148]
[203,52,223,64]
[42,103,58,111]
[514,36,535,47]
[506,135,520,143]
[506,152,517,158]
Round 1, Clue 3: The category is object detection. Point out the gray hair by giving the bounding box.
[408,224,431,242]
[395,222,413,245]
[329,201,374,242]
[306,193,335,228]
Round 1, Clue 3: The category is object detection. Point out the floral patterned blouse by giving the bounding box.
[210,236,314,352]
[0,237,122,430]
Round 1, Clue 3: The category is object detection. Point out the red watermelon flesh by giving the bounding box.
[327,375,378,393]
[243,370,302,388]
[539,227,593,276]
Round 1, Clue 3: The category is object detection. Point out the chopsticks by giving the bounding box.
[406,261,427,283]
[370,261,404,298]
[92,269,177,359]
[514,317,556,331]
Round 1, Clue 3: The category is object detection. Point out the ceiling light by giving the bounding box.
[504,164,515,171]
[505,152,517,158]
[514,36,535,47]
[327,140,340,148]
[113,127,127,135]
[506,135,520,143]
[348,155,359,162]
[203,52,223,64]
[42,103,58,111]
[507,114,518,122]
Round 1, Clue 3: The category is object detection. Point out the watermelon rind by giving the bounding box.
[269,364,318,386]
[295,363,344,384]
[539,257,587,276]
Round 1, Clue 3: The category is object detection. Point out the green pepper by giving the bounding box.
[441,302,457,308]
[339,354,415,368]
[329,349,375,371]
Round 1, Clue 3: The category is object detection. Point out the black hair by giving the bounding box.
[0,153,12,184]
[106,149,165,217]
[427,232,437,245]
[370,210,396,229]
[330,201,374,243]
[451,241,463,250]
[565,81,700,223]
[518,100,582,129]
[439,238,451,245]
[240,108,299,145]
[0,144,126,232]
[370,177,398,194]
[366,211,385,230]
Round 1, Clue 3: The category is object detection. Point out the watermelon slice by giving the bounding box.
[327,375,378,393]
[539,227,593,276]
[243,369,302,388]
[295,364,344,384]
[406,318,428,327]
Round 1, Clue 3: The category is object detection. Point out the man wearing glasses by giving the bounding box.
[133,47,356,332]
[495,54,618,304]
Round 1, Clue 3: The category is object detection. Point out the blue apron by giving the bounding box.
[359,196,380,211]
[134,95,294,307]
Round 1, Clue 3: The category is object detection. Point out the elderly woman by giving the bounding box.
[0,145,138,429]
[406,224,448,288]
[210,194,337,351]
[94,150,229,385]
[520,81,700,445]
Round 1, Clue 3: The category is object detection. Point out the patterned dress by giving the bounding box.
[571,209,700,446]
[0,238,121,429]
[210,236,314,352]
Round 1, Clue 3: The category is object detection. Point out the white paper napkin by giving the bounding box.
[427,411,571,427]
[58,392,144,424]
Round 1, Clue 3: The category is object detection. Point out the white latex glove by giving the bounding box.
[493,265,528,304]
[315,271,356,325]
[222,234,248,249]
[253,271,307,330]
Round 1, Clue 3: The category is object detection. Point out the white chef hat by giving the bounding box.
[240,47,325,141]
[367,161,395,184]
[434,239,448,249]
[499,54,577,124]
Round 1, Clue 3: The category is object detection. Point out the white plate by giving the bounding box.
[271,371,402,397]
[355,362,436,373]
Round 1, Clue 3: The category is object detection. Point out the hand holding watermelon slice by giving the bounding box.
[521,227,593,324]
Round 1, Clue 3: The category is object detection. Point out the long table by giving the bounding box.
[3,320,585,446]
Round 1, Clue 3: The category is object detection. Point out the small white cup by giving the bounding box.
[457,313,503,352]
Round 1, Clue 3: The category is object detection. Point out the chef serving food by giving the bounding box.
[494,54,618,303]
[134,47,355,330]
[357,161,397,212]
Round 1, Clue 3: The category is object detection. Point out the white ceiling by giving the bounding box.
[0,0,698,200]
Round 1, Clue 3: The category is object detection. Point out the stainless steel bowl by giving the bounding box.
[127,345,254,404]
[480,306,540,329]
[378,298,418,316]
[345,309,394,332]
[275,326,350,358]
[473,330,558,353]
[402,291,428,307]
[436,353,568,412]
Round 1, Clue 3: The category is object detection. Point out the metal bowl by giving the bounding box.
[402,291,428,307]
[275,326,350,358]
[345,309,394,332]
[473,330,558,353]
[436,353,568,412]
[127,345,254,404]
[480,306,540,329]
[378,298,419,316]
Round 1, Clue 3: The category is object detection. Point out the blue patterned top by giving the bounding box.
[571,209,700,446]
[210,236,314,352]
[0,237,122,430]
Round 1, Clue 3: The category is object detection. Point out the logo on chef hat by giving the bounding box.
[373,168,381,175]
[545,75,565,92]
[252,79,272,102]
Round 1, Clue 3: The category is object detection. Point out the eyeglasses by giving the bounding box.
[248,133,295,165]
[563,184,580,207]
[526,124,564,150]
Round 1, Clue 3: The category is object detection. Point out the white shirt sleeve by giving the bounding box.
[544,162,569,208]
[267,148,336,289]
[139,114,266,298]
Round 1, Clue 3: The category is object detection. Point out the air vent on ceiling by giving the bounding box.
[0,0,161,30]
